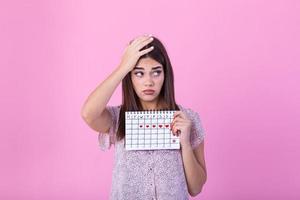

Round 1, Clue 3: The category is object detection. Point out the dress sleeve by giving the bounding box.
[189,110,206,150]
[98,105,118,151]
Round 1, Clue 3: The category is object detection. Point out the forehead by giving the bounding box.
[134,57,162,70]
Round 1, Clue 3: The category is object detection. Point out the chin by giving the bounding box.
[140,94,158,102]
[141,97,156,102]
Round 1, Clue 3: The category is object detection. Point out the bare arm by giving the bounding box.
[81,35,155,133]
[171,111,207,197]
[80,66,128,132]
[181,142,207,197]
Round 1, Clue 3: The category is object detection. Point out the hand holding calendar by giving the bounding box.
[171,111,192,149]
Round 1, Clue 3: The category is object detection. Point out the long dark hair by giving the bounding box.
[116,36,179,141]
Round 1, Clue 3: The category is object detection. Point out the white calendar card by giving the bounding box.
[125,110,180,150]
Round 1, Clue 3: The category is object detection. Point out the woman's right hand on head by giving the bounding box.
[118,35,154,73]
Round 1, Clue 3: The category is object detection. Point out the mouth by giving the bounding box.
[143,89,155,95]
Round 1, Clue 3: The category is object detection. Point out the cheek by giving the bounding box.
[156,75,164,86]
[131,76,142,89]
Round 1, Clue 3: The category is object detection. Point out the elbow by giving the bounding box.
[81,110,88,120]
[81,105,88,118]
[190,178,207,197]
[190,187,202,197]
[81,109,91,123]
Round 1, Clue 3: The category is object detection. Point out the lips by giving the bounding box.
[143,89,155,95]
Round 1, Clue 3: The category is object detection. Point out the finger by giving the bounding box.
[171,118,185,128]
[173,111,185,120]
[131,35,151,47]
[138,46,154,56]
[171,122,186,136]
[172,112,185,125]
[173,115,185,122]
[171,121,185,130]
[176,129,181,136]
[128,39,135,45]
[136,37,154,50]
[127,36,145,46]
[173,121,185,126]
[171,125,179,136]
[172,124,182,136]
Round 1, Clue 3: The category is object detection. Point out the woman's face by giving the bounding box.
[131,57,164,106]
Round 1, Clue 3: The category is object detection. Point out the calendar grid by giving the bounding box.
[125,110,180,150]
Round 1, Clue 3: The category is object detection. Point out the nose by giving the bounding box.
[144,74,154,87]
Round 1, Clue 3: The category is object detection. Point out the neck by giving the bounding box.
[141,99,162,110]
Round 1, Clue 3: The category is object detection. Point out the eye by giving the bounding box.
[134,71,143,77]
[153,70,162,76]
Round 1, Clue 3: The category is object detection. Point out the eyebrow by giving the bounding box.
[133,66,163,70]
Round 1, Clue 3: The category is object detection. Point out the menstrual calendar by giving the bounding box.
[125,110,180,150]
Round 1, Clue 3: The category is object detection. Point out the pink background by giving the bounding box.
[1,0,299,199]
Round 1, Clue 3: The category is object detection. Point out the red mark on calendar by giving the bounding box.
[139,124,171,129]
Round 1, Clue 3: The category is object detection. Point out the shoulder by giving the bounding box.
[106,105,122,119]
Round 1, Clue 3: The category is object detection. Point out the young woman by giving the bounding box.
[81,34,207,200]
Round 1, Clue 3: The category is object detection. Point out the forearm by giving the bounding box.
[181,144,207,196]
[81,65,128,120]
